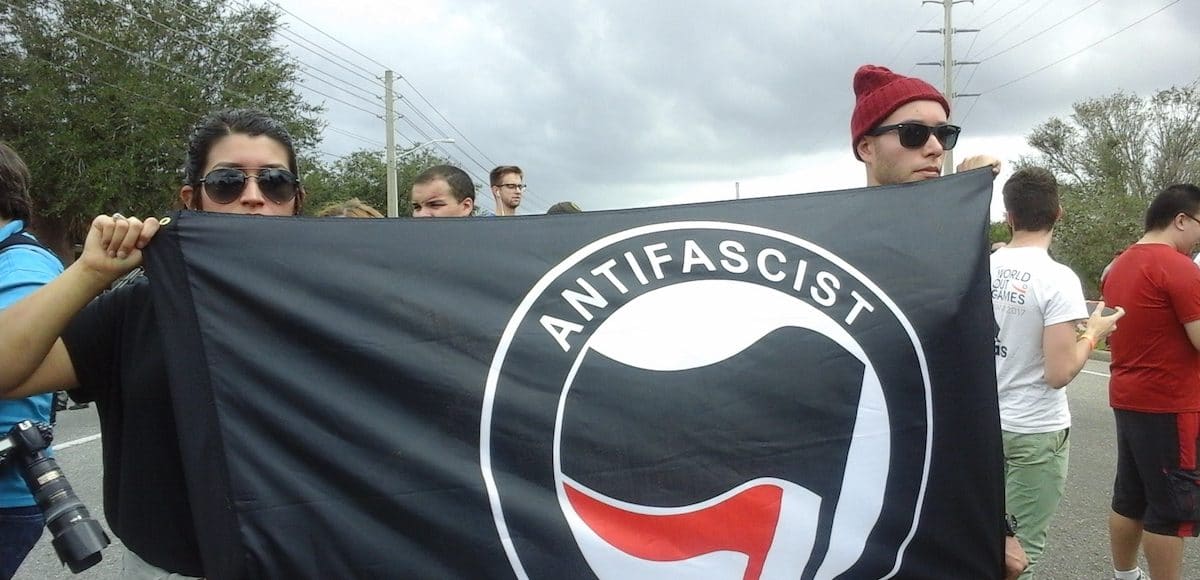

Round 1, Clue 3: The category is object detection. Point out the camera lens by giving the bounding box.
[22,455,110,572]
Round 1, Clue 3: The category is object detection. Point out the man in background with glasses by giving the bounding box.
[1102,184,1200,580]
[490,165,525,216]
[849,63,1022,579]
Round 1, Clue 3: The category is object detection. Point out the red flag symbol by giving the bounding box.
[563,481,783,580]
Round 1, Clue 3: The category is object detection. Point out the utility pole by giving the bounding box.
[384,70,398,217]
[917,0,980,176]
[735,181,740,200]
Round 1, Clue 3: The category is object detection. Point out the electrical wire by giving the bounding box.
[978,0,1102,62]
[961,0,1180,124]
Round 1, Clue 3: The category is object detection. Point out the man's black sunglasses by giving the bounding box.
[200,168,301,205]
[867,123,961,150]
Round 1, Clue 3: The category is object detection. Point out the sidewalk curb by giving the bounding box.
[1089,349,1111,362]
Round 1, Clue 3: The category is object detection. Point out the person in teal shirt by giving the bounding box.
[0,142,62,580]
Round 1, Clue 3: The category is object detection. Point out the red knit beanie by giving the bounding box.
[850,65,949,160]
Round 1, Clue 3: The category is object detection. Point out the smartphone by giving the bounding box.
[1085,300,1118,317]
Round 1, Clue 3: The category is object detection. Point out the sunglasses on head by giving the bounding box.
[199,167,300,205]
[867,123,961,150]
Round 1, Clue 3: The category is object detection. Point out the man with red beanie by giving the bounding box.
[849,64,1020,579]
[851,64,998,186]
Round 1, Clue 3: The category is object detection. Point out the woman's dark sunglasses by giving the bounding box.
[200,167,300,205]
[867,123,961,150]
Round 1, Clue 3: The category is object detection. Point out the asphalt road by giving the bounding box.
[1036,359,1200,579]
[12,359,1200,579]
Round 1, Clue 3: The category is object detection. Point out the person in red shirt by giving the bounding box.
[1102,183,1200,580]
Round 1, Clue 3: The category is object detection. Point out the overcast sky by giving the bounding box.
[274,0,1199,217]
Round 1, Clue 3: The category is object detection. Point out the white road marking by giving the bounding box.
[1081,369,1110,378]
[52,433,101,451]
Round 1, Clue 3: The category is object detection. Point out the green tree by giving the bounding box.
[1052,184,1148,299]
[1026,83,1200,199]
[1023,83,1198,297]
[303,148,452,217]
[988,221,1011,246]
[0,0,322,260]
[303,150,387,215]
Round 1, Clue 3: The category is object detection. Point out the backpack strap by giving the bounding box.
[0,230,64,266]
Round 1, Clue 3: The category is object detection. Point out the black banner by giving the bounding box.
[144,169,1002,579]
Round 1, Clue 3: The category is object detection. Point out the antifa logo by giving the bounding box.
[482,222,932,580]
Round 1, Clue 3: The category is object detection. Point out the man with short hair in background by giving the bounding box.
[411,165,477,218]
[490,165,524,216]
[992,167,1122,578]
[1103,183,1200,580]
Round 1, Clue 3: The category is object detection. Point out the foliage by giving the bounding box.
[1025,83,1200,199]
[988,221,1011,246]
[303,148,453,217]
[1022,83,1198,298]
[1051,183,1148,299]
[0,0,322,258]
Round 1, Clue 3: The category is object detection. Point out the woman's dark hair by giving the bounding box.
[0,142,32,222]
[183,109,303,214]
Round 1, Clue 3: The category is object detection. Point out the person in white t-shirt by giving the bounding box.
[991,167,1124,578]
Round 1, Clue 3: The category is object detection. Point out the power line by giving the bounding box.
[3,2,392,173]
[234,1,502,195]
[165,0,384,105]
[963,0,1006,28]
[980,0,1180,94]
[955,0,1039,103]
[979,0,1102,62]
[326,126,385,148]
[971,0,1051,57]
[955,0,1036,84]
[102,0,384,116]
[388,122,500,205]
[395,95,495,178]
[221,0,383,90]
[974,0,1034,32]
[878,4,931,68]
[291,79,384,118]
[272,26,385,90]
[962,0,1181,123]
[398,76,500,169]
[6,0,385,120]
[264,0,387,76]
[312,149,357,162]
[250,1,501,180]
[889,14,939,74]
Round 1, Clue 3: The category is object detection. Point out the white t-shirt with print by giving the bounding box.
[991,246,1088,433]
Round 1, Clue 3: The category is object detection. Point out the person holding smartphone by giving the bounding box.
[1103,184,1200,580]
[991,167,1124,578]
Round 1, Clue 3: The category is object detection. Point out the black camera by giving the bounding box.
[0,420,110,573]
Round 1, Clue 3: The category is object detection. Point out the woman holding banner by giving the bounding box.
[0,108,304,578]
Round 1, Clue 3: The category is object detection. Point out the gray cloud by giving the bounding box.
[289,0,1200,212]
